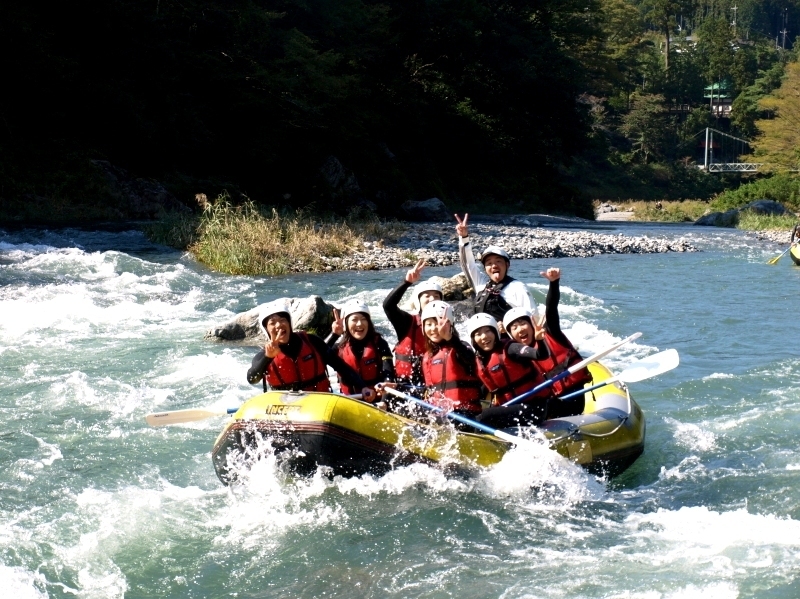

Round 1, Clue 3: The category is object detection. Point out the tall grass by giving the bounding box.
[146,193,405,275]
[736,211,799,231]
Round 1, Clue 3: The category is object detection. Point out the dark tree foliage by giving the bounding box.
[0,0,601,216]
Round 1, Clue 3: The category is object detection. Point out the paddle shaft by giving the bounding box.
[383,387,522,445]
[502,332,642,407]
[769,242,797,265]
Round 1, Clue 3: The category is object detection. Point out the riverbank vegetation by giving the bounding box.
[2,1,800,224]
[147,193,404,275]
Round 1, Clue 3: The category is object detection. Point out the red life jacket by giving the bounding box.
[266,332,331,392]
[337,335,382,395]
[538,332,592,396]
[475,340,549,405]
[422,343,483,414]
[394,314,426,381]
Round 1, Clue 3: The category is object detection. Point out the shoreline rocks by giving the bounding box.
[326,222,697,271]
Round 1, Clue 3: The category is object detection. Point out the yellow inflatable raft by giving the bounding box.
[211,362,645,484]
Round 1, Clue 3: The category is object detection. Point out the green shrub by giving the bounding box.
[711,174,800,212]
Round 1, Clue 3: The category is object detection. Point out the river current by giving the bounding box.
[1,223,799,599]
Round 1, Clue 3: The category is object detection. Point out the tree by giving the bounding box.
[749,59,800,170]
[620,93,674,161]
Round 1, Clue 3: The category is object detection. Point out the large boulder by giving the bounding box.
[431,273,473,301]
[739,199,787,215]
[694,209,740,227]
[399,198,450,222]
[91,160,188,219]
[205,295,335,343]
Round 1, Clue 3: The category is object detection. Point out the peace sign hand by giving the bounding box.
[455,213,469,238]
[264,336,280,359]
[405,258,427,284]
[331,308,344,336]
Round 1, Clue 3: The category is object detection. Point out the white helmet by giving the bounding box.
[502,307,532,332]
[414,280,443,301]
[340,299,371,322]
[466,313,499,339]
[259,299,292,335]
[420,300,454,324]
[480,245,511,263]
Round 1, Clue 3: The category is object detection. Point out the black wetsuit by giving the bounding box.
[542,278,587,419]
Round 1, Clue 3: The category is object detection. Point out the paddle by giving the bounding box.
[555,348,679,401]
[767,243,797,265]
[145,407,238,427]
[502,332,643,407]
[382,387,535,447]
[144,393,365,427]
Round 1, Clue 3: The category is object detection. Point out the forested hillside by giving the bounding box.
[0,0,798,222]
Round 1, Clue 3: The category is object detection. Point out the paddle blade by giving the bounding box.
[618,349,680,383]
[145,408,228,427]
[767,255,782,265]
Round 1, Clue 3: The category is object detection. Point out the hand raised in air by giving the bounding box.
[455,213,469,238]
[405,258,427,284]
[540,267,561,282]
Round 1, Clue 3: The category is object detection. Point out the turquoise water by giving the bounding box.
[2,224,800,599]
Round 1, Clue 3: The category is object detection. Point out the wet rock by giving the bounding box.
[695,210,739,227]
[205,295,335,343]
[399,198,450,222]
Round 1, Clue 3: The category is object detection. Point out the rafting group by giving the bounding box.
[246,214,593,430]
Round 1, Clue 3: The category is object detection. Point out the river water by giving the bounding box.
[1,223,799,599]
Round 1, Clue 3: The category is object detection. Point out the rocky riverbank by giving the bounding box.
[325,222,697,271]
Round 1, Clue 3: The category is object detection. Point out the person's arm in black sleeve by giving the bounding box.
[453,339,477,373]
[507,341,549,361]
[545,278,561,335]
[382,280,414,339]
[247,349,271,385]
[324,332,340,348]
[544,278,574,348]
[376,336,396,382]
[307,333,366,391]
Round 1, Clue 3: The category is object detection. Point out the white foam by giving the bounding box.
[665,417,717,452]
[0,565,50,599]
[627,506,800,549]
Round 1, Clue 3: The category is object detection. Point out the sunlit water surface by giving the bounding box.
[1,224,799,598]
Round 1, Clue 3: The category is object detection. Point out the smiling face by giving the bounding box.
[346,313,370,341]
[508,317,534,346]
[265,314,291,344]
[482,254,508,283]
[418,290,443,310]
[472,326,497,352]
[423,317,448,343]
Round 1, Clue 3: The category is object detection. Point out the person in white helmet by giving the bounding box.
[382,258,443,386]
[503,268,591,418]
[454,213,534,323]
[465,312,551,427]
[326,299,395,395]
[247,300,377,402]
[420,300,484,418]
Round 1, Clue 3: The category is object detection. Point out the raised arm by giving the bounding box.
[456,213,487,292]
